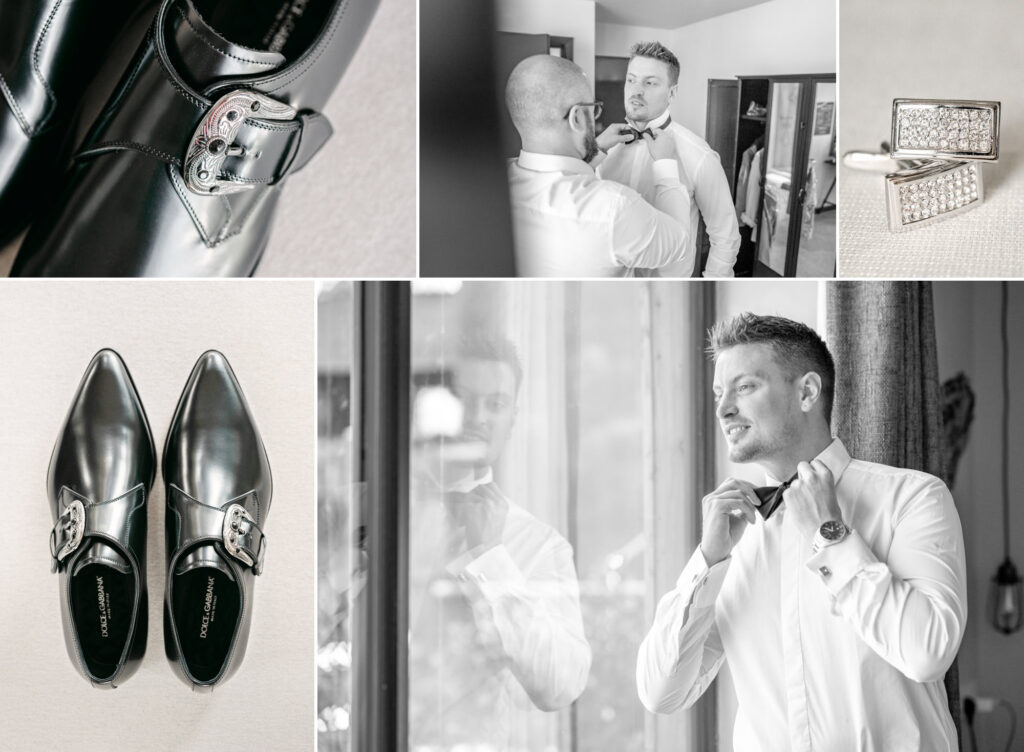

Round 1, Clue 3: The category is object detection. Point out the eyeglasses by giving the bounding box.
[563,101,603,120]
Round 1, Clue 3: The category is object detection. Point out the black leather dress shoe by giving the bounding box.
[0,0,158,244]
[10,0,380,277]
[163,351,272,690]
[48,349,156,688]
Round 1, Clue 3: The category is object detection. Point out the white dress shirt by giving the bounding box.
[597,110,741,277]
[507,150,692,277]
[409,473,591,750]
[637,439,967,752]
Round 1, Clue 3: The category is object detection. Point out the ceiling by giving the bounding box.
[595,0,774,29]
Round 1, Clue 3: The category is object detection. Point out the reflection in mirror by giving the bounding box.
[757,82,800,275]
[796,82,837,277]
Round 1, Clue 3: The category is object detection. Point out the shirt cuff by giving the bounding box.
[675,548,731,609]
[805,530,878,595]
[652,159,681,184]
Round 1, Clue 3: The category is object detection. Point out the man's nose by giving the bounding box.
[716,396,736,420]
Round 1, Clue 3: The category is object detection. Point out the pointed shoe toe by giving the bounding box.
[163,351,271,690]
[48,349,156,688]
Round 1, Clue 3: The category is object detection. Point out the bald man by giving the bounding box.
[505,55,695,278]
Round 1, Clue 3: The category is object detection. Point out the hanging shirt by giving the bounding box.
[597,109,741,277]
[507,151,693,277]
[637,438,967,752]
[741,148,764,231]
[734,143,758,218]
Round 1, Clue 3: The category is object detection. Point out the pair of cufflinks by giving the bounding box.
[846,98,1001,232]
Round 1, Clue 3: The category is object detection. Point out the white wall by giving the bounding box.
[495,0,597,84]
[671,0,835,137]
[933,282,1024,752]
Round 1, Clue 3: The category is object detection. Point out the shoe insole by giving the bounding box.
[193,0,337,61]
[70,564,134,680]
[172,567,241,682]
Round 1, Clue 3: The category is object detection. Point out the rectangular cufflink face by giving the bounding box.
[891,99,1000,161]
[885,161,983,232]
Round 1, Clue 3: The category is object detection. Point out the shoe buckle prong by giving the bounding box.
[183,89,296,195]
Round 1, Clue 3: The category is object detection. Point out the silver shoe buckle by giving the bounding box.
[183,89,297,195]
[51,499,86,570]
[222,503,265,573]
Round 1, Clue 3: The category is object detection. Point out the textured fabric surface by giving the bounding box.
[0,281,315,749]
[826,281,962,750]
[0,0,415,278]
[839,0,1024,278]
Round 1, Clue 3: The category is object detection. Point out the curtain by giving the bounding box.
[826,281,961,750]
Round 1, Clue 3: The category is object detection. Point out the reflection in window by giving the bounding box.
[408,282,664,751]
[317,282,356,752]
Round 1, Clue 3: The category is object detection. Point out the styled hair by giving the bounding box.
[707,313,835,422]
[629,41,680,85]
[454,332,524,391]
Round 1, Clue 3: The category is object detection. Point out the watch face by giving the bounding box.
[820,520,846,541]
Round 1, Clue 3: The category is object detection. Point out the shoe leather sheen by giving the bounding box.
[163,351,272,690]
[0,0,158,244]
[10,0,380,277]
[48,350,156,688]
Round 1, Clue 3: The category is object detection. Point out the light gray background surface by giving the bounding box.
[0,0,415,278]
[0,281,315,751]
[839,0,1024,277]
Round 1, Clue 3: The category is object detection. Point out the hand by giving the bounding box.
[449,486,508,552]
[699,478,761,566]
[597,123,632,153]
[644,129,676,161]
[782,460,843,541]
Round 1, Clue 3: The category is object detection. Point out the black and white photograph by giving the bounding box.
[422,0,836,277]
[317,279,1024,752]
[838,0,1024,277]
[0,0,415,278]
[9,0,1024,750]
[0,281,316,750]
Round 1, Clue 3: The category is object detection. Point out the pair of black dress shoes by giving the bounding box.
[48,349,271,690]
[1,0,378,276]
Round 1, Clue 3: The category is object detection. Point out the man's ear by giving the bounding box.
[668,83,678,102]
[566,104,585,135]
[797,372,822,413]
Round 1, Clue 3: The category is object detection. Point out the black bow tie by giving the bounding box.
[625,116,672,144]
[625,127,653,144]
[753,475,797,521]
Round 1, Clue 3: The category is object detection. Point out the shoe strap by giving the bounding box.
[50,484,146,573]
[73,0,332,190]
[166,485,267,575]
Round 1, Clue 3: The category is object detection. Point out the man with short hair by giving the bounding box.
[637,313,966,750]
[409,333,591,749]
[597,41,741,277]
[505,54,696,277]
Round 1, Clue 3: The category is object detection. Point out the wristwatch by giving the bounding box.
[812,520,850,553]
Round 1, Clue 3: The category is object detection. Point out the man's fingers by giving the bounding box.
[810,459,834,481]
[711,478,761,506]
[708,495,757,524]
[796,461,814,482]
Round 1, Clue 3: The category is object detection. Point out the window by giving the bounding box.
[318,280,823,752]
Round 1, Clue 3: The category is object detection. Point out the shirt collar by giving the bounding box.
[764,437,852,486]
[627,108,672,131]
[446,466,494,493]
[516,150,594,176]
